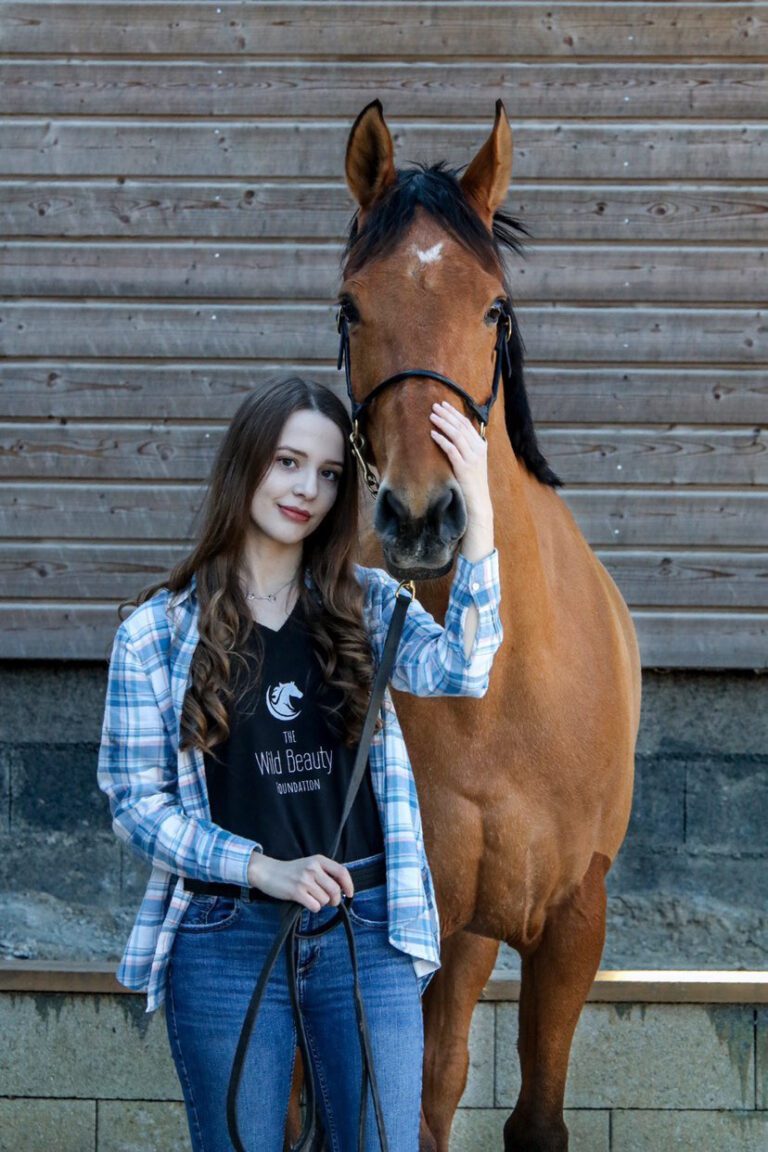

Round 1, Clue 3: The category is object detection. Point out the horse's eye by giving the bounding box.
[337,297,360,325]
[485,300,504,325]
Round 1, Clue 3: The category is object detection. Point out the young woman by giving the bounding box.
[97,377,502,1151]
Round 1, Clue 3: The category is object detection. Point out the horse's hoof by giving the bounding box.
[503,1111,568,1152]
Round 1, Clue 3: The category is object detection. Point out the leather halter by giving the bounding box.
[336,303,513,495]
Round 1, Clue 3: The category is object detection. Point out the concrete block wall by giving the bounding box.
[0,666,767,969]
[1,988,767,1151]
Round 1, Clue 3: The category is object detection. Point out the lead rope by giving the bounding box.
[226,582,415,1152]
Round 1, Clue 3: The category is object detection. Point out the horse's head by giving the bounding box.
[273,681,303,704]
[338,100,560,580]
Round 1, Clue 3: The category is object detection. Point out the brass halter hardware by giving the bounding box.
[349,420,380,496]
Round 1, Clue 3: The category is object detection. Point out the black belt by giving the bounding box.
[183,856,386,904]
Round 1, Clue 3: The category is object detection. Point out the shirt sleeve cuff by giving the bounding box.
[454,548,500,602]
[216,836,263,887]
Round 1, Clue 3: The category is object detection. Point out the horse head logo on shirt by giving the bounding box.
[265,681,304,722]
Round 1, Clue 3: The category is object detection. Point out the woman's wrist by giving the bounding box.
[247,848,265,888]
[459,517,494,563]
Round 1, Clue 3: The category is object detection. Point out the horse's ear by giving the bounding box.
[345,100,397,221]
[460,100,513,228]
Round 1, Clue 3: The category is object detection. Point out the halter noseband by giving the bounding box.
[336,304,513,495]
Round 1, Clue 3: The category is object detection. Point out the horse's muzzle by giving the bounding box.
[374,482,467,579]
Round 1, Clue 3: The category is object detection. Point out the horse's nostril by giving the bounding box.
[429,486,466,539]
[431,488,454,518]
[382,487,408,524]
[375,486,410,539]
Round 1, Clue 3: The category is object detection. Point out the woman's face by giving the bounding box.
[248,409,346,548]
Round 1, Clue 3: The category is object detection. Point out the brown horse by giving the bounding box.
[337,100,641,1152]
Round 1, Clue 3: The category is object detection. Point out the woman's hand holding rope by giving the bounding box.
[247,852,354,912]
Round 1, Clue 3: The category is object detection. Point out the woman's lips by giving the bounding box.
[278,505,311,523]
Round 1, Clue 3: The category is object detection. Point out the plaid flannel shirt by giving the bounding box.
[97,550,502,1012]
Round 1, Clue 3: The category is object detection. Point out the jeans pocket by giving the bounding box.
[177,894,241,933]
[347,883,388,929]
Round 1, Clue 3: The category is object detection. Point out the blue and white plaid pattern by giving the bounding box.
[97,551,502,1012]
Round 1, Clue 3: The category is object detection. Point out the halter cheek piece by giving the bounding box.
[336,303,513,495]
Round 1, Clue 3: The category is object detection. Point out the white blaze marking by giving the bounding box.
[414,242,443,265]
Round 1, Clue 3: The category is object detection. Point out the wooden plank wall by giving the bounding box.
[0,2,766,665]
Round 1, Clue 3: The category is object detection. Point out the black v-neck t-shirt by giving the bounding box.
[204,602,384,863]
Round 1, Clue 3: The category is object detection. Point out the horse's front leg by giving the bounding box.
[504,851,610,1152]
[420,929,500,1152]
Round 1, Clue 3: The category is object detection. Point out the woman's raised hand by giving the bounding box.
[247,851,354,911]
[429,400,494,561]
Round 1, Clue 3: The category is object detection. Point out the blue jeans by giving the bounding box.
[165,856,423,1151]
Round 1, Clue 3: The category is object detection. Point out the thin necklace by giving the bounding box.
[243,572,297,603]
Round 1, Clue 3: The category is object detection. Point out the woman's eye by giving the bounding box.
[277,457,338,482]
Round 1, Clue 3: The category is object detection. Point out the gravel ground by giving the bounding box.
[2,891,765,975]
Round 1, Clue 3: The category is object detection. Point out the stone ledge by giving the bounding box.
[2,961,767,1003]
[0,961,128,994]
[485,970,768,1004]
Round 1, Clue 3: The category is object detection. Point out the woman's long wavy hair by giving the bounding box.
[132,378,375,755]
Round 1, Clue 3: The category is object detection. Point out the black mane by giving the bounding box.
[343,162,563,490]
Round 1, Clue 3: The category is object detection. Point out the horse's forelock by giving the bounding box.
[343,162,525,280]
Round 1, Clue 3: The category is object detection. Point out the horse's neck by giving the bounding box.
[495,456,557,650]
[489,429,550,578]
